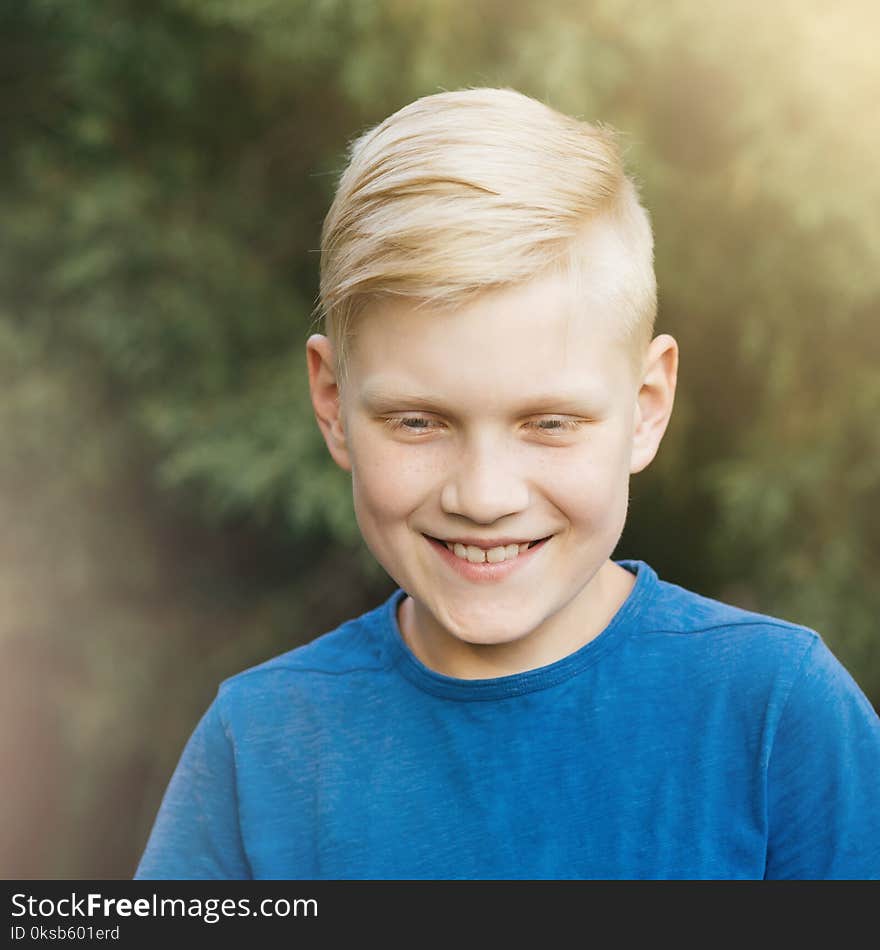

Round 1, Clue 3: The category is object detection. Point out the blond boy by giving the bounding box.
[136,88,880,879]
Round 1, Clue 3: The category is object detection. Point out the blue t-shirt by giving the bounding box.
[135,560,880,879]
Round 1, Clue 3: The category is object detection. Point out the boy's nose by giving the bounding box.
[439,441,530,524]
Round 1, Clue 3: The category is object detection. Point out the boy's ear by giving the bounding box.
[630,333,678,475]
[306,334,352,473]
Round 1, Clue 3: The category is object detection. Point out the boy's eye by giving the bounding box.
[533,418,580,432]
[383,416,583,435]
[534,418,583,435]
[384,416,440,432]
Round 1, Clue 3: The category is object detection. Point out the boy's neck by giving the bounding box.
[397,559,636,680]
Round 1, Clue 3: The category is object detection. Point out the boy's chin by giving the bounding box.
[435,612,540,649]
[446,630,521,649]
[402,583,567,655]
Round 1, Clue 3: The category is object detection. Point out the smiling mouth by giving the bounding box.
[423,534,552,564]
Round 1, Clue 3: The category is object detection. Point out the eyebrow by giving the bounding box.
[359,385,608,415]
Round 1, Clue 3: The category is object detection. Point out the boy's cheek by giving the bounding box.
[351,433,443,488]
[351,463,420,527]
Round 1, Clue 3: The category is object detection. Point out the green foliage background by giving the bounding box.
[2,0,878,877]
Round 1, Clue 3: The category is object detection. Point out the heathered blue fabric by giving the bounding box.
[135,560,880,880]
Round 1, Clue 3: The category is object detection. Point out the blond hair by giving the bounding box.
[314,87,656,383]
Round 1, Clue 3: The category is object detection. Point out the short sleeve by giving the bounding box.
[134,695,252,880]
[764,637,880,879]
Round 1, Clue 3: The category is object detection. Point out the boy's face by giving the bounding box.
[308,216,677,675]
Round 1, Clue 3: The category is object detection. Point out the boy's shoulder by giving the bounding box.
[647,568,815,639]
[620,562,858,724]
[646,562,818,639]
[631,564,838,712]
[618,559,823,671]
[215,588,401,703]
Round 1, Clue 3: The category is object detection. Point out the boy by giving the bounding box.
[135,87,880,879]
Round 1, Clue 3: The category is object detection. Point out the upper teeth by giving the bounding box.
[445,541,531,563]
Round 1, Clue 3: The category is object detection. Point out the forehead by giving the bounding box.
[344,208,644,389]
[347,267,637,410]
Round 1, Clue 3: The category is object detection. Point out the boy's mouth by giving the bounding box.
[423,534,552,564]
